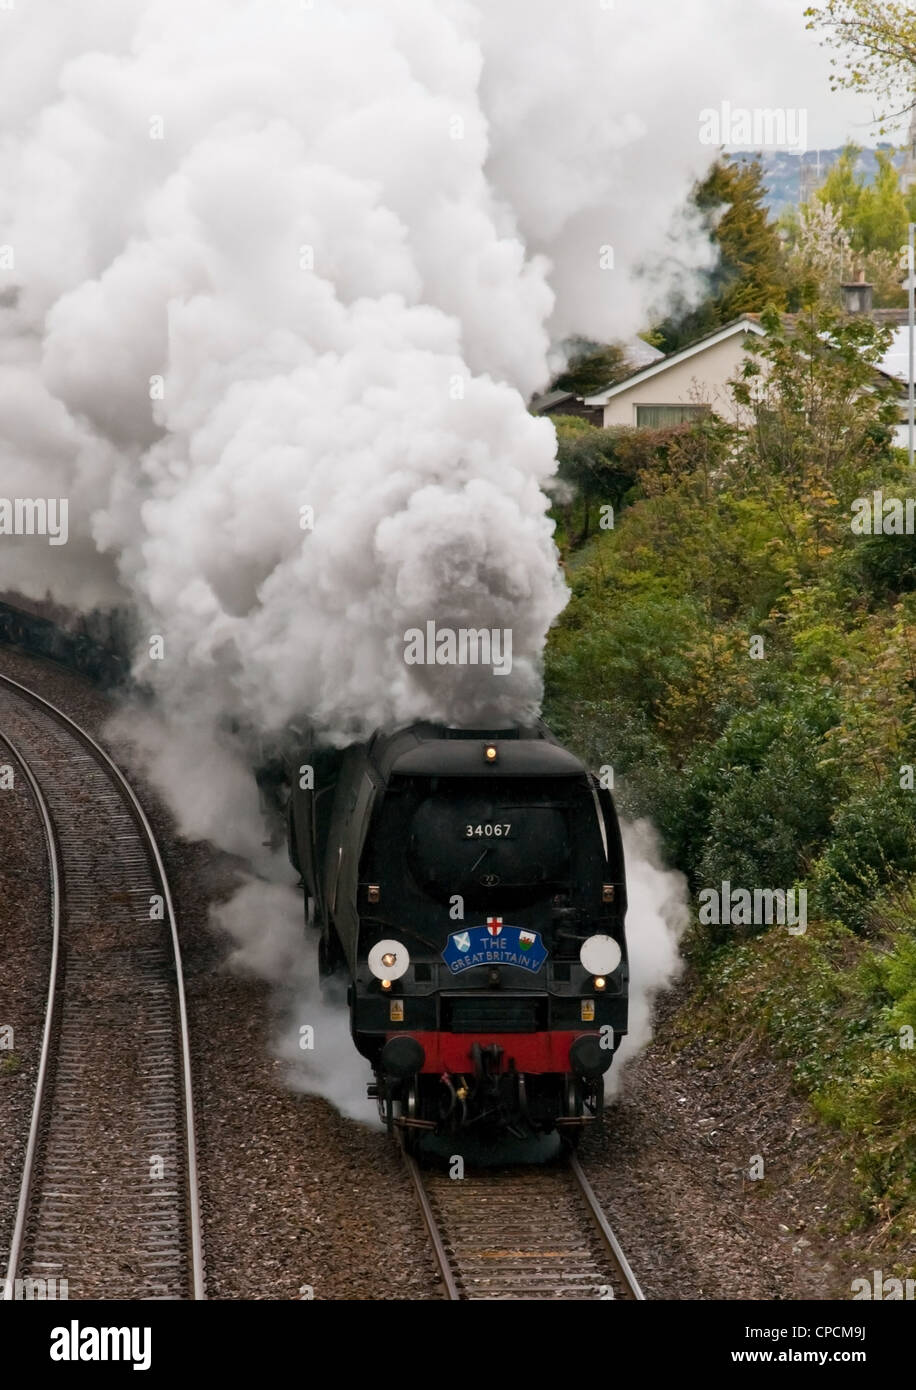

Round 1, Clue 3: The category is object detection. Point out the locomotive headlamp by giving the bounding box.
[593,976,607,991]
[484,744,498,763]
[368,939,410,981]
[579,934,621,976]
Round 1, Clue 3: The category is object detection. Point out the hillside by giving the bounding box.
[734,143,910,215]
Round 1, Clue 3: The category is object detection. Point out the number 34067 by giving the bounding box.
[464,823,511,837]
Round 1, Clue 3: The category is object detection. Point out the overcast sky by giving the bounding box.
[668,0,911,152]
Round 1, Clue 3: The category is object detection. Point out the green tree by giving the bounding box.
[552,419,646,546]
[783,149,907,305]
[856,150,910,254]
[655,158,787,351]
[816,144,865,231]
[730,303,897,566]
[819,147,910,256]
[551,339,628,397]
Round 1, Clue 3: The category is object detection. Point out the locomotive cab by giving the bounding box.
[288,723,628,1145]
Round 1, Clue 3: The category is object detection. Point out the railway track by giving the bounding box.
[0,672,205,1300]
[402,1142,645,1301]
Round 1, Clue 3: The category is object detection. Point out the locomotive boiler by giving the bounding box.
[286,721,628,1147]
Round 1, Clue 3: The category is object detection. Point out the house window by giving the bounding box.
[635,404,711,428]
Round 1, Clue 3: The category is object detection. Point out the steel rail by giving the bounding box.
[400,1138,461,1300]
[0,729,62,1300]
[0,671,205,1300]
[568,1151,645,1300]
[403,1136,644,1301]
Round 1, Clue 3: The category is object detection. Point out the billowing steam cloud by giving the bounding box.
[0,0,762,1106]
[0,0,731,758]
[614,821,689,1080]
[215,879,379,1124]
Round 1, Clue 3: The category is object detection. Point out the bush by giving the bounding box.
[813,788,916,932]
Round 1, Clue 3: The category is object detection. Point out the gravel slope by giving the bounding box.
[583,987,869,1301]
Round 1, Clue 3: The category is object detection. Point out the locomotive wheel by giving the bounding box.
[376,1079,394,1135]
[564,1074,584,1119]
[376,1079,422,1150]
[397,1079,425,1157]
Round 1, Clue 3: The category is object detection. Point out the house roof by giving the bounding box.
[582,315,768,405]
[620,335,665,369]
[877,326,914,385]
[529,388,575,414]
[531,337,665,413]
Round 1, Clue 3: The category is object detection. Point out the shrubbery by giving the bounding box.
[543,301,916,1234]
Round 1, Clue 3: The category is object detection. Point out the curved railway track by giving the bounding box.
[0,672,205,1300]
[402,1142,645,1301]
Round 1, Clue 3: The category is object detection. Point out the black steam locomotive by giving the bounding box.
[286,721,628,1146]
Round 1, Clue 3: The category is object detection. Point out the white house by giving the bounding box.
[583,316,766,427]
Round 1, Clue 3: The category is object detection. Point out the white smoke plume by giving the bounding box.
[0,0,787,1110]
[612,820,690,1087]
[212,877,378,1125]
[0,0,734,766]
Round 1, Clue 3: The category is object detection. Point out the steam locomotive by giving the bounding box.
[286,721,628,1147]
